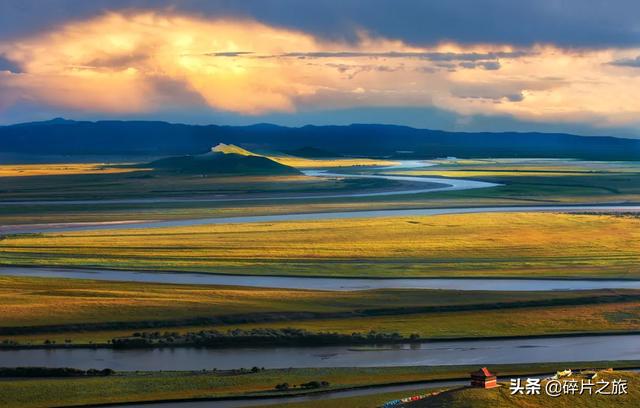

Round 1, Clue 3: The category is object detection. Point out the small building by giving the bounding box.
[470,367,498,389]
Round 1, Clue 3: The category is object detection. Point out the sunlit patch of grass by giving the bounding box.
[395,170,614,177]
[1,275,617,329]
[0,163,147,177]
[2,212,639,278]
[392,158,640,182]
[270,156,397,168]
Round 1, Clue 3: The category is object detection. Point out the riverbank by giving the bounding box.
[3,275,640,347]
[1,362,638,408]
[4,329,640,351]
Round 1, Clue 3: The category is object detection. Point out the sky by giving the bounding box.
[1,0,640,137]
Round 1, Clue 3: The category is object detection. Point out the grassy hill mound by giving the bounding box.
[145,144,300,175]
[405,370,638,408]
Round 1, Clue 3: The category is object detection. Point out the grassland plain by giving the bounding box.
[1,276,640,345]
[2,158,640,227]
[2,212,639,278]
[0,152,396,202]
[204,300,640,340]
[0,363,637,408]
[0,168,385,201]
[1,275,592,327]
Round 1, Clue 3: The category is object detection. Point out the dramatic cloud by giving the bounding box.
[3,1,640,48]
[0,54,21,73]
[0,9,640,132]
[610,56,640,68]
[261,51,531,60]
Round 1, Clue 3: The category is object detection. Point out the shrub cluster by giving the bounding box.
[275,380,330,391]
[111,328,415,348]
[0,367,114,377]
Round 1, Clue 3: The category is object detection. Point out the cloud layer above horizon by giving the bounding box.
[1,1,639,135]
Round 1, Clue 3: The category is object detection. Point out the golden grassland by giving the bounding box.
[406,371,640,408]
[0,275,604,328]
[270,155,396,168]
[217,301,640,339]
[392,158,640,179]
[2,212,639,278]
[0,364,637,408]
[1,193,632,227]
[10,299,640,346]
[1,191,636,227]
[425,158,640,171]
[1,276,640,345]
[0,163,146,177]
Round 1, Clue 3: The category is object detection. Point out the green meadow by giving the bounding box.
[1,363,638,408]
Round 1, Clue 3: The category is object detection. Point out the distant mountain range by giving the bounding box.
[142,143,299,175]
[1,118,639,160]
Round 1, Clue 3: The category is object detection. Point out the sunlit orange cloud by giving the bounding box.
[1,11,640,127]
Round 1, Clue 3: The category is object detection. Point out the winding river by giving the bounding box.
[1,161,639,290]
[0,160,498,207]
[3,160,640,235]
[2,266,640,291]
[2,204,640,235]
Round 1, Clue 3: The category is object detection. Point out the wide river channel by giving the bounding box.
[1,334,639,371]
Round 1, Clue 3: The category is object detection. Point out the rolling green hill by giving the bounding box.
[145,144,300,175]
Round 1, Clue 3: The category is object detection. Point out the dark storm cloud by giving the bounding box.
[459,61,501,70]
[84,53,148,69]
[0,54,22,73]
[450,86,525,102]
[207,51,255,57]
[1,0,640,48]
